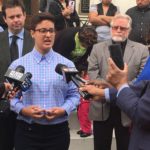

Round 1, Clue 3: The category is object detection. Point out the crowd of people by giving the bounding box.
[0,0,150,150]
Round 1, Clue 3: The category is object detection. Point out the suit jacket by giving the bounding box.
[115,80,150,150]
[88,39,149,126]
[135,56,150,83]
[0,29,34,83]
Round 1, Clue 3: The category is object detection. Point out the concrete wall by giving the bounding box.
[108,0,136,13]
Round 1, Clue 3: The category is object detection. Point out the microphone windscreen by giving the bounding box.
[25,72,32,79]
[55,64,67,75]
[15,65,25,73]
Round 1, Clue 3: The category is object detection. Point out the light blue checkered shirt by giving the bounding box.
[10,48,80,125]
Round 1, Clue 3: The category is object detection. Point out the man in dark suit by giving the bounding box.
[126,0,150,45]
[80,58,150,150]
[0,0,34,150]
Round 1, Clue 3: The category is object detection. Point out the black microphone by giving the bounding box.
[55,64,92,99]
[0,66,32,115]
[21,72,32,92]
[4,65,32,91]
[4,65,26,88]
[0,66,25,115]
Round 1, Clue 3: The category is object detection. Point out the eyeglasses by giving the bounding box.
[111,26,129,31]
[34,28,55,34]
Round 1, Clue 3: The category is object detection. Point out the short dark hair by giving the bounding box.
[78,26,97,48]
[29,13,55,31]
[2,0,25,18]
[76,61,88,73]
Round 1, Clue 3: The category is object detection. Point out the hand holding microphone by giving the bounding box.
[79,84,105,101]
[55,63,92,100]
[4,83,18,100]
[1,65,25,100]
[79,80,108,101]
[4,65,32,92]
[85,80,112,89]
[0,65,32,115]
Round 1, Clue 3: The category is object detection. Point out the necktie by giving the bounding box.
[10,35,19,61]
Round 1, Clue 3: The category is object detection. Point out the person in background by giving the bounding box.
[76,61,92,137]
[10,12,79,150]
[53,26,97,66]
[48,0,80,31]
[53,25,97,139]
[126,0,150,45]
[88,14,149,150]
[89,0,119,42]
[0,0,34,150]
[79,57,150,150]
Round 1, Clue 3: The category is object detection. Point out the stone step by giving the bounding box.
[69,111,94,150]
[69,130,94,150]
[69,111,80,130]
[68,111,116,150]
[69,129,116,150]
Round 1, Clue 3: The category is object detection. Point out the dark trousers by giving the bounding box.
[93,106,130,150]
[0,111,16,150]
[15,120,70,150]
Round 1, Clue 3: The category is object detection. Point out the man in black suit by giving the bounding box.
[0,0,34,150]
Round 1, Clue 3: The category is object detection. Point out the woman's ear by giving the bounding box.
[30,30,35,38]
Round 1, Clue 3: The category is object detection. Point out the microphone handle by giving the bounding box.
[71,76,91,100]
[75,74,87,83]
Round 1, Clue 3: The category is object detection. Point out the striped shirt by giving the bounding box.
[10,48,80,125]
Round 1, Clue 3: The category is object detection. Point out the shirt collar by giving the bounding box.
[8,28,24,40]
[32,48,54,64]
[112,39,127,52]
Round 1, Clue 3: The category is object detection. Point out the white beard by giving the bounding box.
[112,36,127,42]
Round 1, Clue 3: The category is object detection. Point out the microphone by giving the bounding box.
[4,65,32,91]
[4,65,26,88]
[0,66,32,115]
[15,65,25,73]
[55,64,92,99]
[0,66,25,115]
[21,72,32,92]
